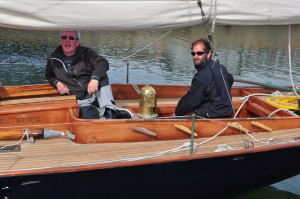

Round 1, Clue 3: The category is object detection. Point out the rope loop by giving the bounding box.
[0,128,30,150]
[131,83,142,94]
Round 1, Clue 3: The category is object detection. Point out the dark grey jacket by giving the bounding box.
[45,45,109,100]
[175,59,234,118]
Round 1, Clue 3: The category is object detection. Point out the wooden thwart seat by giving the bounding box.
[0,95,77,106]
[0,84,59,101]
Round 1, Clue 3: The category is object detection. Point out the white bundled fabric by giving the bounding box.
[0,0,299,31]
[216,0,300,25]
[0,0,204,31]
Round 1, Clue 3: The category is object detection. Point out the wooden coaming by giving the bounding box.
[0,95,79,131]
[71,116,300,144]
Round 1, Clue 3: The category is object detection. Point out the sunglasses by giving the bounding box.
[60,35,78,40]
[191,51,208,56]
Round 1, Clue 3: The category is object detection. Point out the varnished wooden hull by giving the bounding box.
[0,83,299,198]
[1,142,300,199]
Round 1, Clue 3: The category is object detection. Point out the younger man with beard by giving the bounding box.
[175,39,234,118]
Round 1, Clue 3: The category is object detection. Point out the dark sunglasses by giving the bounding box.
[191,51,208,56]
[60,35,78,40]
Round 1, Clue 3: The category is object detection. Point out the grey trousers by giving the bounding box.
[77,77,115,119]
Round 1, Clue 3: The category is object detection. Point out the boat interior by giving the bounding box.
[0,84,299,176]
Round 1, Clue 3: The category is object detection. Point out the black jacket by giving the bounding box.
[45,45,109,100]
[175,59,234,118]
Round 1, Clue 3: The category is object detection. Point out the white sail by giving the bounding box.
[0,0,299,31]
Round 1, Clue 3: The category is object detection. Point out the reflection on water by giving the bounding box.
[0,25,299,86]
[0,25,300,198]
[233,185,300,199]
[272,175,300,196]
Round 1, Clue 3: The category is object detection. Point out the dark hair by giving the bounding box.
[191,39,211,52]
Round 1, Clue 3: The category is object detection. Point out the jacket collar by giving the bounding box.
[52,45,84,59]
[196,58,212,72]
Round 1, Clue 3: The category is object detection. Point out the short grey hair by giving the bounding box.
[60,31,81,40]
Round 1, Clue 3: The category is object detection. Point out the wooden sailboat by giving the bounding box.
[0,0,300,198]
[0,83,299,198]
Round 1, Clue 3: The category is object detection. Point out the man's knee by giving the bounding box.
[79,106,99,119]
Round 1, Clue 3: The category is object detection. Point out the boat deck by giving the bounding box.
[1,127,300,177]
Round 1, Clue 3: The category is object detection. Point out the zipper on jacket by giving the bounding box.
[71,64,84,89]
[50,58,84,89]
[50,58,68,73]
[73,78,84,89]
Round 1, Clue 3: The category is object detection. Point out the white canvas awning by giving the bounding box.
[0,0,299,31]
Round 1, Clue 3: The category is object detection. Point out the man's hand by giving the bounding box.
[87,79,99,95]
[56,81,70,95]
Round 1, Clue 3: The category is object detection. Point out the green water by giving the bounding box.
[0,25,299,87]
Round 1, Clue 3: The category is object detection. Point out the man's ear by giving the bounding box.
[207,50,211,60]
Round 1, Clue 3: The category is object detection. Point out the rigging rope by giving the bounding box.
[149,31,168,85]
[120,30,173,62]
[268,108,298,117]
[197,0,216,56]
[0,62,44,65]
[288,25,300,99]
[131,83,142,94]
[112,29,173,84]
[197,0,235,116]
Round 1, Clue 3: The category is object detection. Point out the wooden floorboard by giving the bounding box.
[0,128,300,173]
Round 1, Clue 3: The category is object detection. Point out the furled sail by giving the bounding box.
[0,0,299,31]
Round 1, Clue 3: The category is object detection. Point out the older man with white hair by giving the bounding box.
[46,31,131,119]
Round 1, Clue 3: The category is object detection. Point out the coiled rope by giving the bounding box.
[239,92,298,117]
